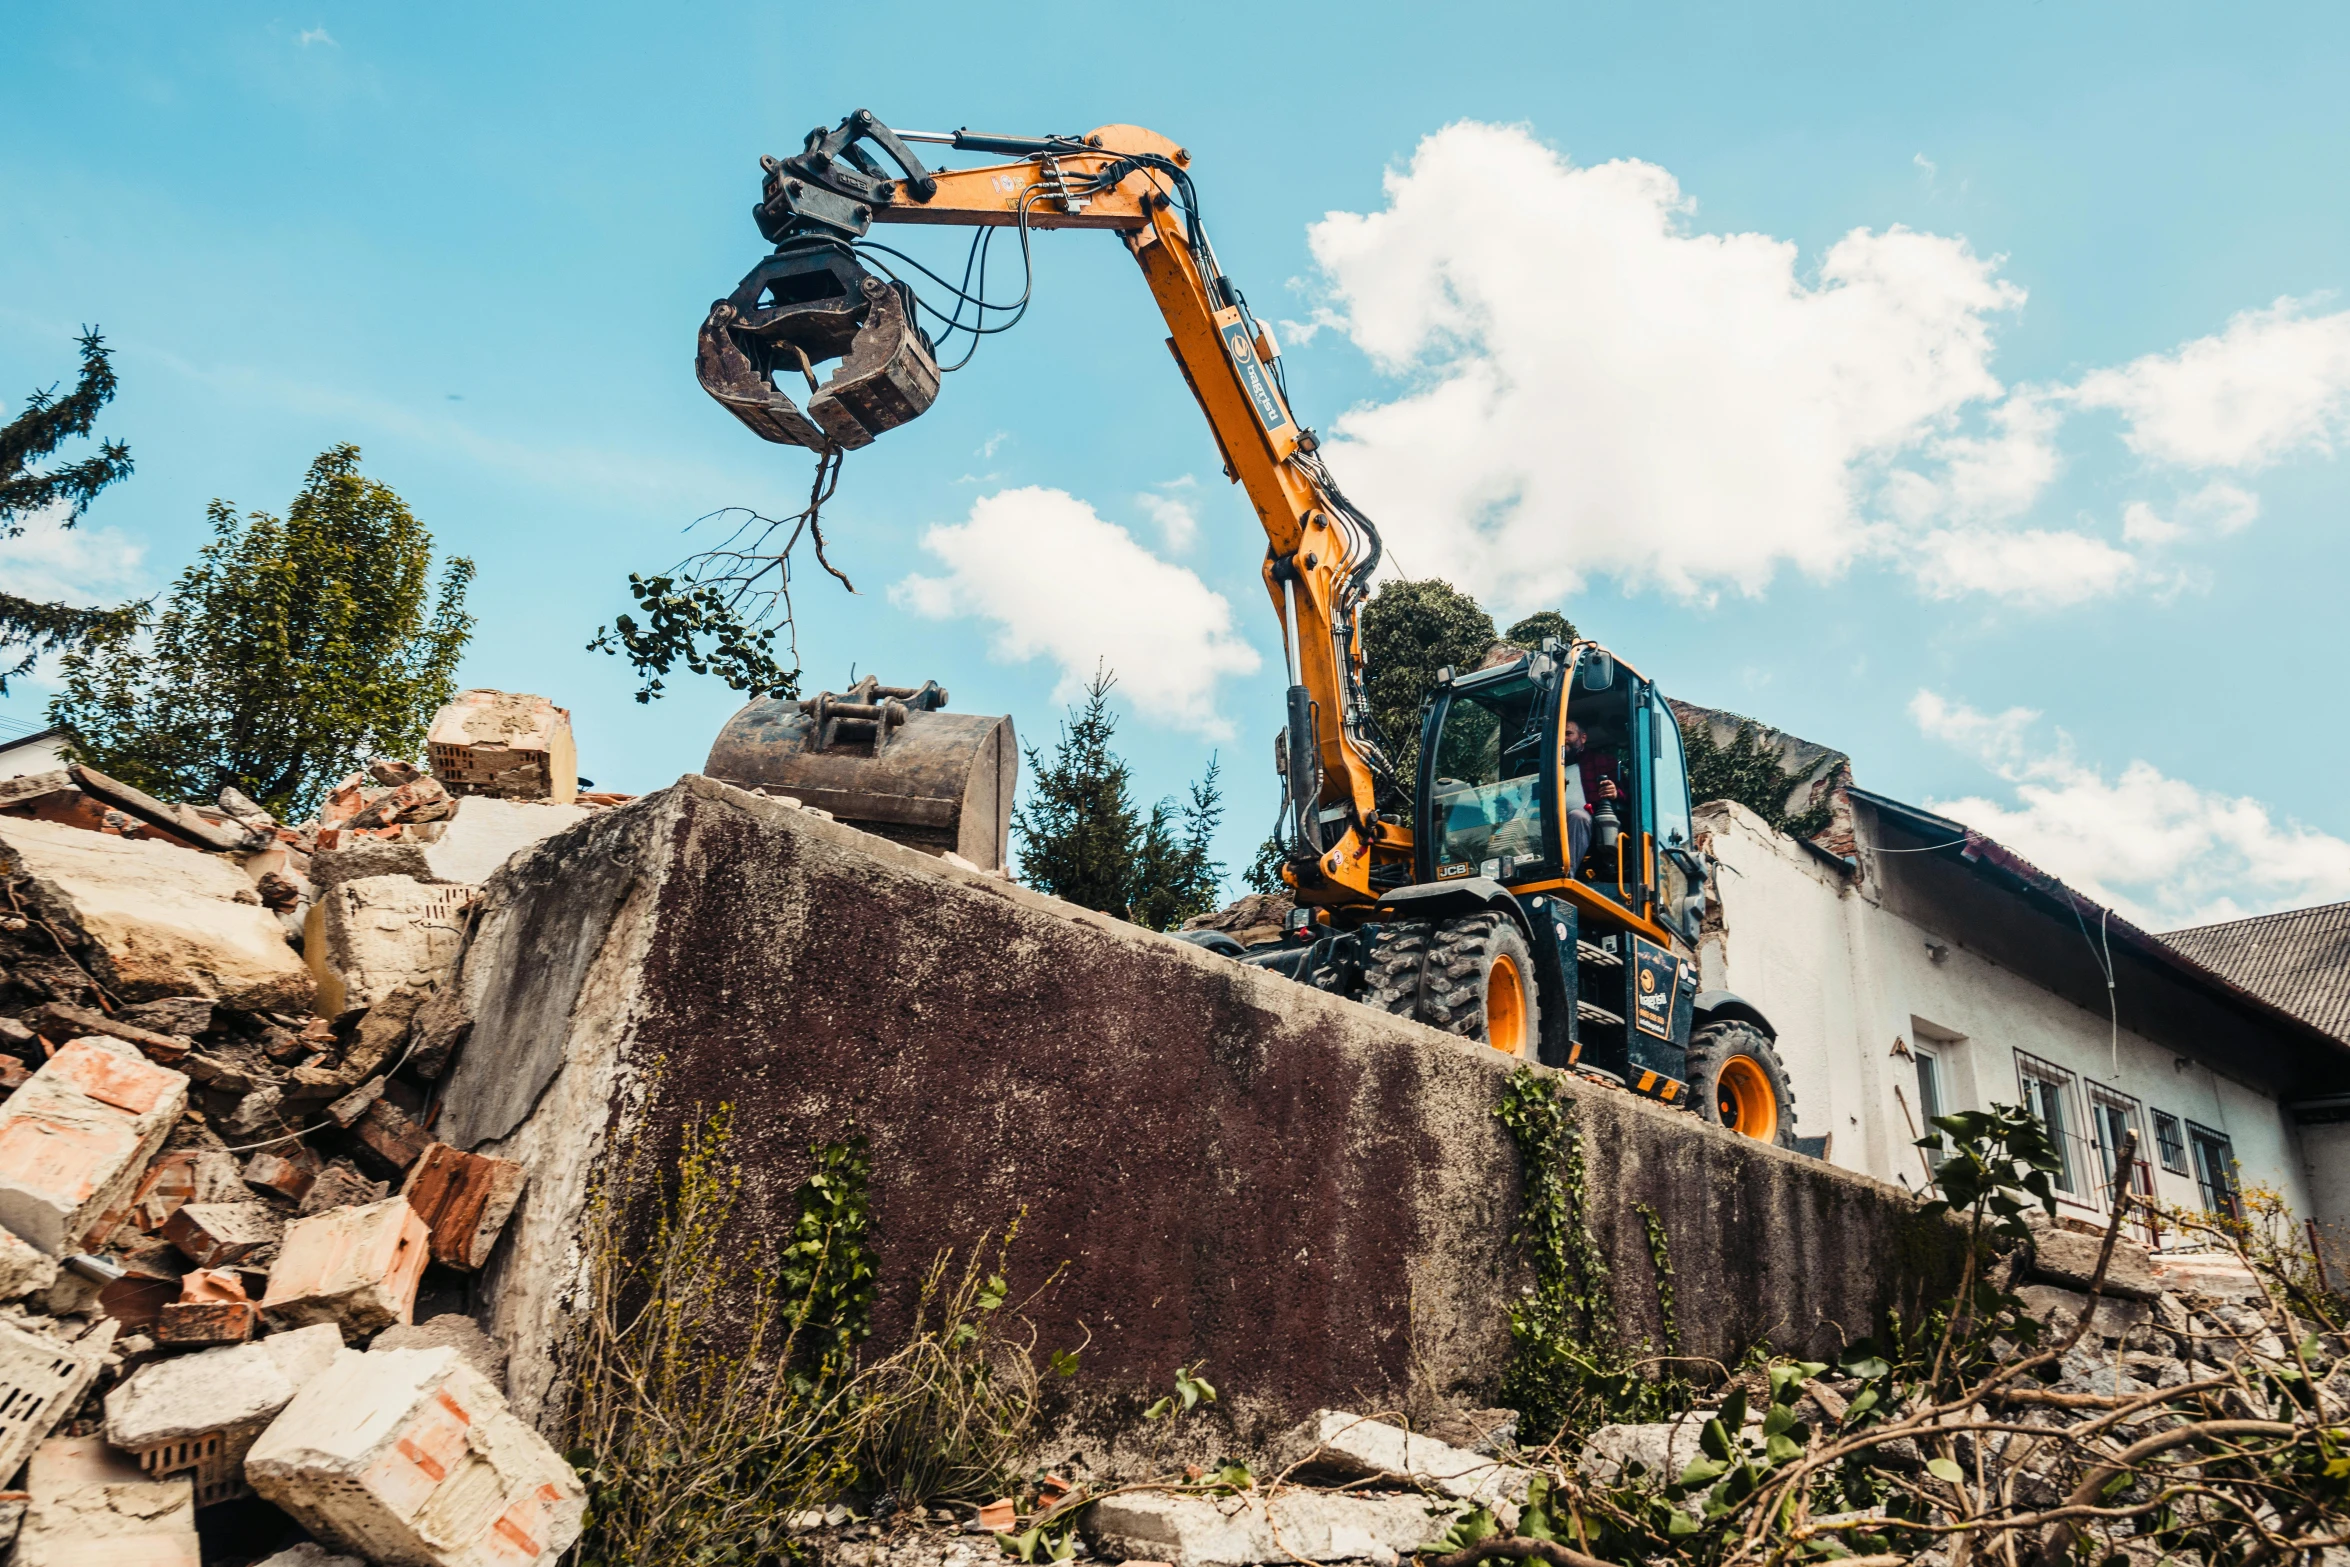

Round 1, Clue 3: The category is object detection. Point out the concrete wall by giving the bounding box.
[435,778,1966,1460]
[1696,800,2328,1232]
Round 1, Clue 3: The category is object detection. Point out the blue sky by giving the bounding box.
[6,3,2348,929]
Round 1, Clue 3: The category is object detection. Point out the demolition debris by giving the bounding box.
[0,691,604,1565]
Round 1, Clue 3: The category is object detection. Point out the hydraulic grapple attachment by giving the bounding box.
[696,244,940,451]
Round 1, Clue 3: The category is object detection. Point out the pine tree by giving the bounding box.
[1130,757,1224,931]
[1,331,140,694]
[1011,669,1226,926]
[50,445,475,817]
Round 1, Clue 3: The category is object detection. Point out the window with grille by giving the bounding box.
[2084,1081,2150,1208]
[2152,1110,2188,1175]
[2014,1050,2083,1196]
[2186,1121,2240,1219]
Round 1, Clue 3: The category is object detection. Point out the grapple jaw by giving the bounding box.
[696,243,941,451]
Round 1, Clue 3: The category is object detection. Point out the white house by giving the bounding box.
[1693,780,2350,1253]
[0,726,68,780]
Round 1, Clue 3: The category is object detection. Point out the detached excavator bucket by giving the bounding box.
[704,678,1017,870]
[696,244,941,451]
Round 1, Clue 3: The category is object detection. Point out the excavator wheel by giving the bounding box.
[1360,913,1540,1056]
[1684,1020,1799,1148]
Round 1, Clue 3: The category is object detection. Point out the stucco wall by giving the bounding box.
[435,778,1967,1459]
[1696,801,2326,1231]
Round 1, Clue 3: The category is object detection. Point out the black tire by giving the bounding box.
[1360,912,1540,1056]
[1684,1020,1799,1148]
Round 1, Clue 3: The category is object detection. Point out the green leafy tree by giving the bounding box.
[51,445,474,817]
[1241,831,1286,896]
[1360,579,1495,786]
[1012,669,1224,927]
[1,331,140,694]
[1503,609,1578,649]
[1679,714,1834,841]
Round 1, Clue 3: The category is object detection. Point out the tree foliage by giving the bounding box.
[1,331,141,695]
[1679,714,1835,841]
[51,445,474,818]
[1361,579,1496,786]
[1502,609,1578,650]
[1011,670,1224,928]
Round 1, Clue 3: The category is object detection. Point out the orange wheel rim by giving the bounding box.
[1716,1055,1778,1141]
[1487,953,1527,1055]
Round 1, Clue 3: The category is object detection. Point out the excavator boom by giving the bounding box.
[697,112,1406,906]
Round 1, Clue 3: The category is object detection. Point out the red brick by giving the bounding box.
[400,1143,526,1271]
[349,1098,432,1180]
[156,1299,257,1345]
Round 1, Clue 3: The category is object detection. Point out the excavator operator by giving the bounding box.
[1559,719,1621,872]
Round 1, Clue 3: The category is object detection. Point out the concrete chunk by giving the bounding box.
[305,874,475,1019]
[372,1314,507,1392]
[2026,1219,2158,1302]
[418,797,588,887]
[13,1435,197,1567]
[0,1224,61,1301]
[1085,1491,1464,1567]
[0,814,313,1012]
[255,1547,366,1567]
[1301,1410,1528,1514]
[427,690,578,805]
[0,1037,188,1255]
[246,1345,586,1567]
[261,1197,429,1338]
[106,1321,342,1447]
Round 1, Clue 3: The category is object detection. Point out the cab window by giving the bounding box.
[1429,674,1546,874]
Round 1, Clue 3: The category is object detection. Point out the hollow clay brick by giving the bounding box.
[400,1144,525,1271]
[245,1345,585,1567]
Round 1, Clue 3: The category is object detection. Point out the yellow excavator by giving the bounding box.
[694,111,1799,1146]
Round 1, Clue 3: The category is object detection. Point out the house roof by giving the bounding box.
[0,727,62,755]
[2162,902,2350,1048]
[1845,787,2350,1094]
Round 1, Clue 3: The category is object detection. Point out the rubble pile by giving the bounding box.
[0,693,610,1565]
[777,1227,2339,1567]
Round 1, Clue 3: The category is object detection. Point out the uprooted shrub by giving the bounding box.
[563,1103,1065,1566]
[1450,1088,2350,1566]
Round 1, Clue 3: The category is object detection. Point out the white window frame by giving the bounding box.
[2014,1049,2090,1200]
[2151,1109,2189,1176]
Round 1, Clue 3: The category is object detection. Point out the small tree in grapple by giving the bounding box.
[51,445,474,818]
[1,331,141,694]
[1012,669,1225,928]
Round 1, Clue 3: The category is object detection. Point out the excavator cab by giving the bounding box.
[1389,641,1797,1145]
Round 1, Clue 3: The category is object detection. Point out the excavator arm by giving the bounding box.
[697,112,1408,907]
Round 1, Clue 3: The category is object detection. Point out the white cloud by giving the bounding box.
[1911,690,2350,927]
[2071,296,2350,469]
[0,505,147,609]
[1907,527,2140,607]
[1135,477,1201,551]
[1305,122,2035,609]
[298,26,337,47]
[890,486,1261,738]
[2120,480,2259,546]
[0,506,149,694]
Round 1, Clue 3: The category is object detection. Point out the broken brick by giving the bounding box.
[179,1267,246,1303]
[246,1344,585,1564]
[400,1143,526,1271]
[297,1159,386,1215]
[0,1054,29,1091]
[162,1201,280,1267]
[0,1037,188,1254]
[242,1147,320,1205]
[349,1097,433,1179]
[156,1299,257,1345]
[261,1196,429,1337]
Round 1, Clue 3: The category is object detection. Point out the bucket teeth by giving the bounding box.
[696,248,940,452]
